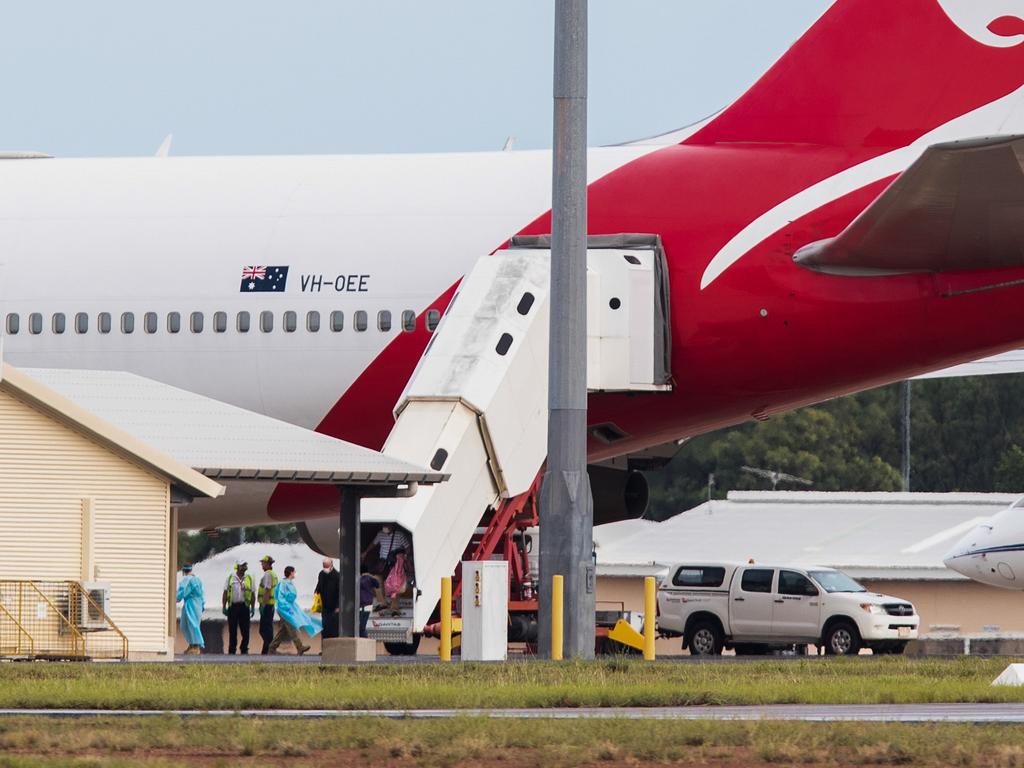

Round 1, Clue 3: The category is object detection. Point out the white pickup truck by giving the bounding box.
[656,562,919,656]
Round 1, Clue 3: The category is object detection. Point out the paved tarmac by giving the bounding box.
[169,652,820,664]
[173,653,324,663]
[172,653,449,664]
[4,704,1024,722]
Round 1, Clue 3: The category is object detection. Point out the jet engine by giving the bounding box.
[587,466,649,526]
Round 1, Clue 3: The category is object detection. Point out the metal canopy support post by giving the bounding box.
[539,0,595,659]
[338,488,363,638]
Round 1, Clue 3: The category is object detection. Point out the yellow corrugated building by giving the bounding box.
[0,364,222,660]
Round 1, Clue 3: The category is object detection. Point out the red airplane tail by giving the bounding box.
[686,0,1024,150]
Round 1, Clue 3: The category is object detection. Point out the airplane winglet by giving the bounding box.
[155,134,173,158]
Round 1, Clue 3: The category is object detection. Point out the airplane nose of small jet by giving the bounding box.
[942,541,967,574]
[941,514,1022,588]
[942,523,988,578]
[943,546,966,574]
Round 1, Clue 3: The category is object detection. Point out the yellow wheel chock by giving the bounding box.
[607,618,646,652]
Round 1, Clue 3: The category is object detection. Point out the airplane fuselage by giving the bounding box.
[7,0,1024,526]
[4,144,1024,474]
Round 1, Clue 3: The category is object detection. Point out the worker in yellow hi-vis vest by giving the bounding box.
[258,555,279,655]
[222,560,255,655]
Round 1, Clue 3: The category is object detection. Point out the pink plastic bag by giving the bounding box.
[385,553,408,599]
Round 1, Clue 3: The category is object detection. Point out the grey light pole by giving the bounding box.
[900,380,912,492]
[539,0,595,659]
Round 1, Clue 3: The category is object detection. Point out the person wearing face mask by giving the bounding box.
[176,564,205,655]
[269,566,320,655]
[222,560,254,655]
[257,555,278,655]
[359,570,378,637]
[362,524,412,611]
[314,558,340,638]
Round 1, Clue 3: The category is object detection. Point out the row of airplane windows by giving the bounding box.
[4,309,442,337]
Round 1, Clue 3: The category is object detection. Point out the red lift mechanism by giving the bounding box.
[453,471,542,613]
[424,470,630,654]
[423,472,542,642]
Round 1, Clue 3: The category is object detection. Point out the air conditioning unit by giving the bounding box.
[76,582,111,631]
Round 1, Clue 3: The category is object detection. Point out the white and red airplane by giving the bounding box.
[3,0,1024,533]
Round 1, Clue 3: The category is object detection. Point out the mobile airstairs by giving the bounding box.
[312,235,672,647]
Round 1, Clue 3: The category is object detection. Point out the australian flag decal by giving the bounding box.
[240,265,289,293]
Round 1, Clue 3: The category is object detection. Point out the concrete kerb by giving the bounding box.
[6,704,1024,722]
[905,636,1024,656]
[321,637,376,663]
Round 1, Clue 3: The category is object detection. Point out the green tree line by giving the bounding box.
[644,375,1024,521]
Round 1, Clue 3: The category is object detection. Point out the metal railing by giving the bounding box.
[0,598,33,657]
[0,580,128,661]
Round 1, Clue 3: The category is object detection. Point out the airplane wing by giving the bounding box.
[914,350,1024,380]
[794,136,1024,275]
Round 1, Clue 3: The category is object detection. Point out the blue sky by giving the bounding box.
[0,2,831,157]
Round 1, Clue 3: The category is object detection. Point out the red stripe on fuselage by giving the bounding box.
[270,140,1024,520]
[268,0,1024,520]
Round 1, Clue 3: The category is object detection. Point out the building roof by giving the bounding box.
[595,491,1021,581]
[0,363,223,499]
[21,367,448,486]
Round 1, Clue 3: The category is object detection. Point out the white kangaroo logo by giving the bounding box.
[697,0,1024,291]
[938,0,1024,47]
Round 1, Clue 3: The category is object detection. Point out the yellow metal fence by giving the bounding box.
[0,580,128,661]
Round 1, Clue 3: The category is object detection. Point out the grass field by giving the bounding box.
[0,656,1022,710]
[3,716,1024,767]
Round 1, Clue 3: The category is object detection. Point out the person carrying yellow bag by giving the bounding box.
[315,559,340,638]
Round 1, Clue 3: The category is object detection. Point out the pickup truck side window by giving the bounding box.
[672,566,726,588]
[740,568,774,593]
[779,570,819,597]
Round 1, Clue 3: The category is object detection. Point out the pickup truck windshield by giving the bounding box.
[807,570,866,593]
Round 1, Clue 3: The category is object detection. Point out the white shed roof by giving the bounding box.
[23,368,447,486]
[595,491,1020,581]
[0,363,223,499]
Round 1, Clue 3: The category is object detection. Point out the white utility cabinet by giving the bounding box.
[460,560,508,661]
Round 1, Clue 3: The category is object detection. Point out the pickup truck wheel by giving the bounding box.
[687,621,723,656]
[823,621,861,656]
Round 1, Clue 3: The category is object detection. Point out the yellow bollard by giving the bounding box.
[551,574,564,661]
[643,575,657,661]
[440,576,452,662]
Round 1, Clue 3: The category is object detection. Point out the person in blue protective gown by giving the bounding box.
[269,566,321,655]
[176,564,205,655]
